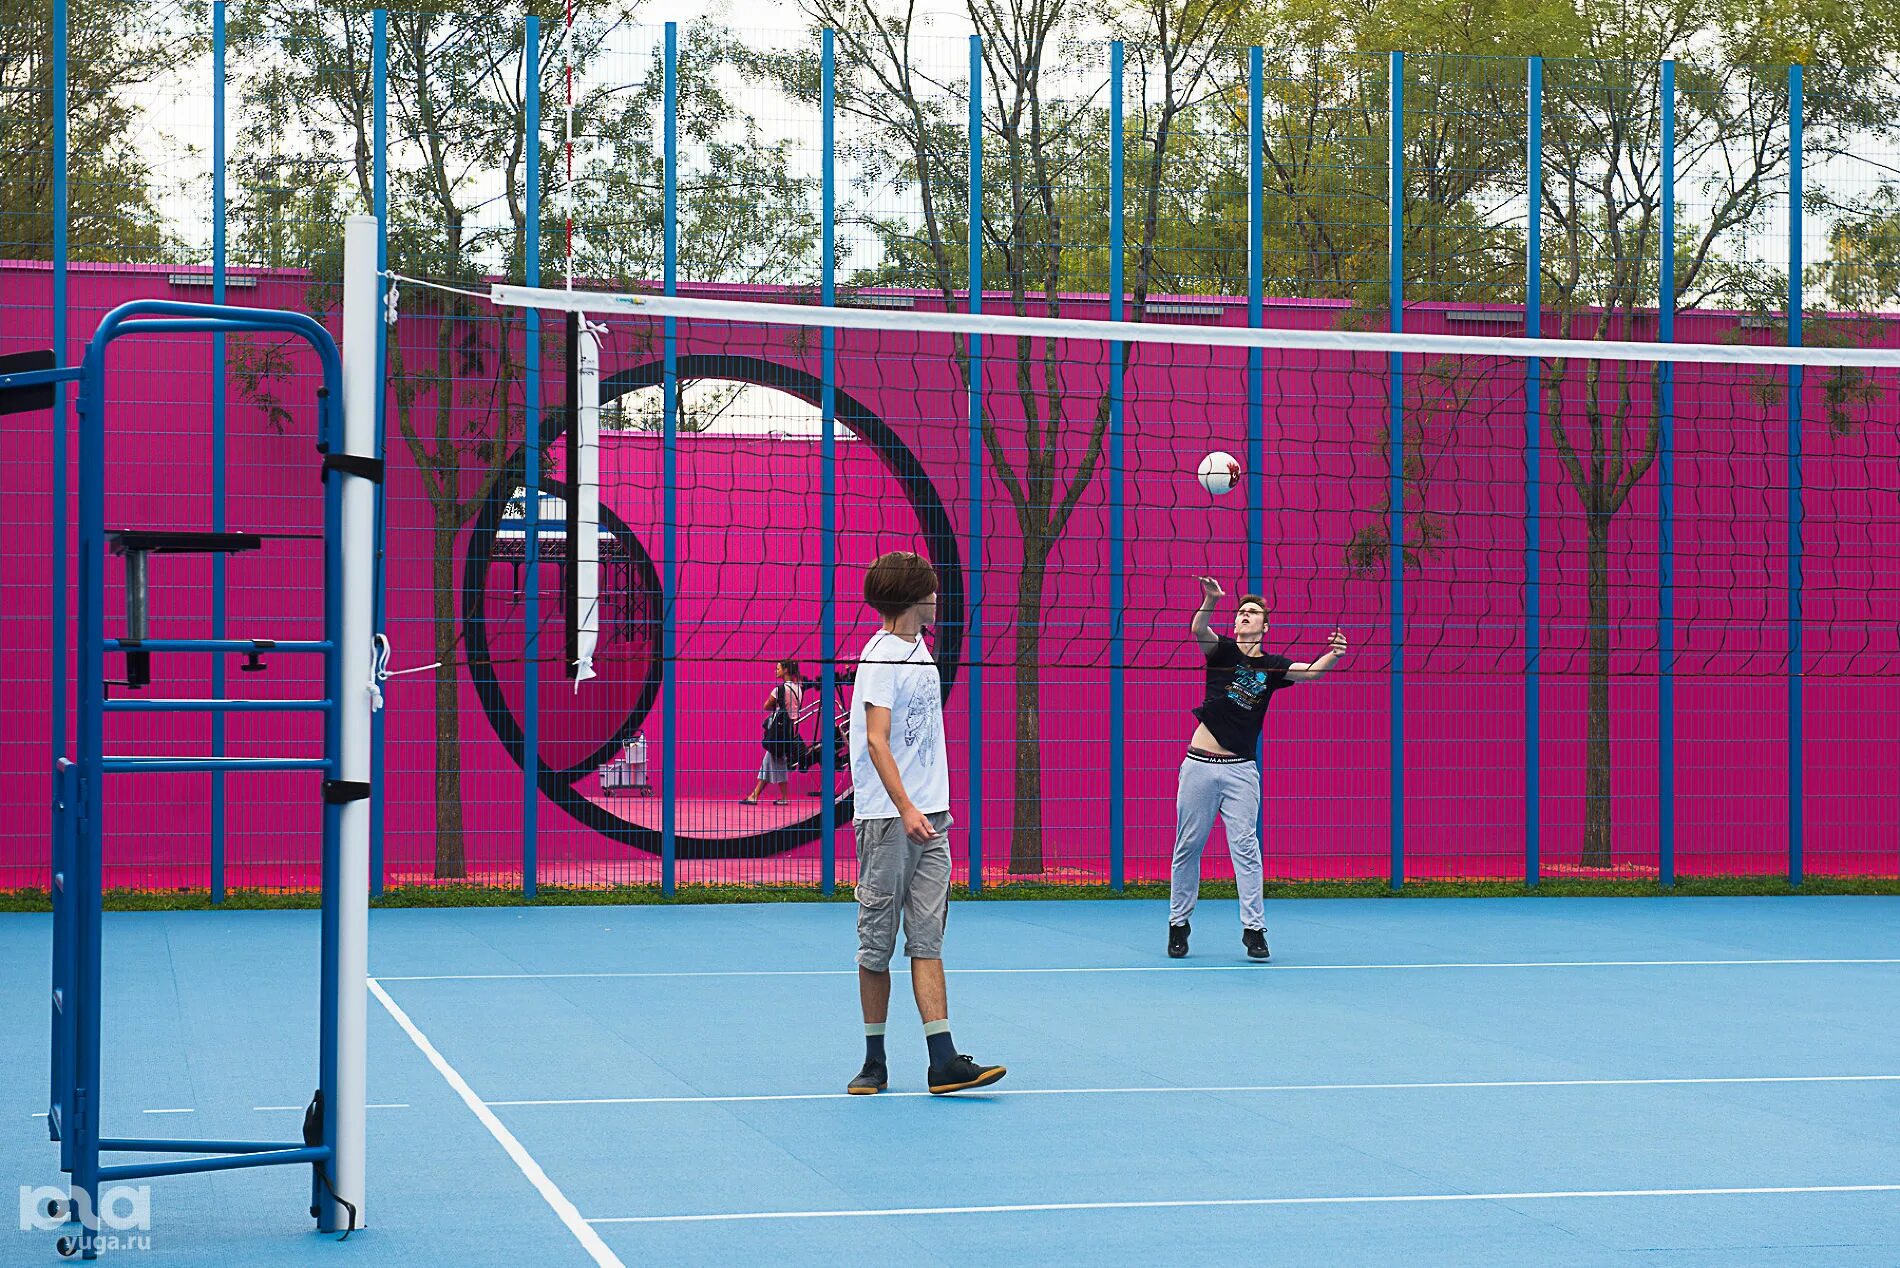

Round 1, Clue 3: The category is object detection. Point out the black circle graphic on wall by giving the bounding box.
[463,352,966,860]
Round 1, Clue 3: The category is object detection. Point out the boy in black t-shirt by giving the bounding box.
[1169,577,1347,960]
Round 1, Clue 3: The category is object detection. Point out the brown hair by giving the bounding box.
[864,551,938,617]
[776,657,800,680]
[1236,594,1268,615]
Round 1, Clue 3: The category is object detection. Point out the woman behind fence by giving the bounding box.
[742,658,805,805]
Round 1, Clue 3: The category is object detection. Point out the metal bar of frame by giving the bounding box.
[1387,51,1405,891]
[51,0,69,813]
[1247,46,1268,858]
[1659,59,1677,888]
[661,21,679,895]
[821,28,839,896]
[1247,47,1265,596]
[523,15,543,900]
[370,9,389,897]
[1108,40,1125,892]
[1525,55,1543,888]
[966,35,984,893]
[1787,63,1805,887]
[211,0,229,904]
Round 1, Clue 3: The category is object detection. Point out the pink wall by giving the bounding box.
[2,260,1895,890]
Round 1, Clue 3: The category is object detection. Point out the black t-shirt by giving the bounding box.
[1191,636,1293,758]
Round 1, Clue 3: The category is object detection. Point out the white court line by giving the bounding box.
[374,957,1900,983]
[486,1073,1900,1108]
[586,1183,1900,1225]
[141,1108,195,1115]
[367,978,625,1268]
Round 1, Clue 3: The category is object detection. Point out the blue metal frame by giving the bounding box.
[1658,59,1677,888]
[1247,47,1265,595]
[1787,63,1805,887]
[62,300,347,1258]
[820,28,839,896]
[523,15,543,901]
[1108,40,1125,892]
[1387,51,1405,891]
[966,35,985,892]
[369,8,389,897]
[211,0,229,904]
[661,22,679,896]
[1525,55,1543,888]
[47,3,70,1146]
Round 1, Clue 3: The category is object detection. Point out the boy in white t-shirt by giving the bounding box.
[846,551,1006,1096]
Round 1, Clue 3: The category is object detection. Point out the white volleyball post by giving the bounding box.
[328,212,377,1230]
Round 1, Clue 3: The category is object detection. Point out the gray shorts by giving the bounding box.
[853,811,954,972]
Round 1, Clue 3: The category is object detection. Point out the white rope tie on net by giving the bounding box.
[370,633,443,713]
[378,270,495,325]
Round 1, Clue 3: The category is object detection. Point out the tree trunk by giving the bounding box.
[1582,504,1613,869]
[432,518,467,879]
[1007,535,1049,876]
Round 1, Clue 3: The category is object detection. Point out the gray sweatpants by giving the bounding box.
[1169,753,1264,931]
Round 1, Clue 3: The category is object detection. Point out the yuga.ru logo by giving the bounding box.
[20,1184,153,1251]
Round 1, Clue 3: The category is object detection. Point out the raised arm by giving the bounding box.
[1190,576,1224,654]
[1286,629,1349,682]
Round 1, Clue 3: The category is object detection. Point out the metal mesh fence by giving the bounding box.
[3,4,1897,899]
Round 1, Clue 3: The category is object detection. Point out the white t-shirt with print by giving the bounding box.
[848,629,950,819]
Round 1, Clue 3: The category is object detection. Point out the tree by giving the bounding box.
[1256,0,1894,870]
[232,0,626,879]
[1532,7,1847,869]
[230,2,822,877]
[0,0,201,262]
[757,0,1247,876]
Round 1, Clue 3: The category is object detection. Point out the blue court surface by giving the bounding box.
[5,896,1899,1266]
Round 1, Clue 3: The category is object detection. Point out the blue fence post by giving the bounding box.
[1387,51,1405,892]
[51,0,68,779]
[1525,54,1542,889]
[211,0,228,904]
[1658,59,1677,889]
[820,28,839,897]
[1247,47,1264,596]
[1787,63,1804,888]
[370,8,388,897]
[1108,40,1125,893]
[661,20,679,897]
[523,15,542,901]
[966,34,984,893]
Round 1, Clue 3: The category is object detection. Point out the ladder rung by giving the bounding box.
[103,638,332,654]
[104,698,331,714]
[100,756,329,774]
[99,1144,329,1183]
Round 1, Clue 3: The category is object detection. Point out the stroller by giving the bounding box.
[598,732,652,795]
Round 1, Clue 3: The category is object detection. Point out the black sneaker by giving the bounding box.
[1168,922,1190,959]
[848,1058,887,1095]
[927,1054,1006,1095]
[1242,928,1270,961]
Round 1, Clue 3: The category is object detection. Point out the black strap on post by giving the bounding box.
[321,780,372,805]
[321,452,384,483]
